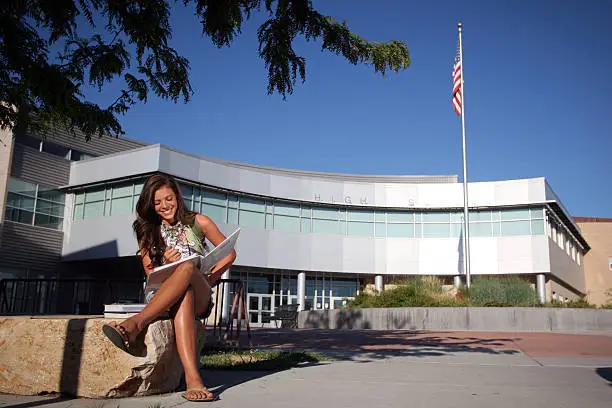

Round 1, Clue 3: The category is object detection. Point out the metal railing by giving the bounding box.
[0,278,145,315]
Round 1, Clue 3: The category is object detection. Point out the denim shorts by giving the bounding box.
[144,289,215,319]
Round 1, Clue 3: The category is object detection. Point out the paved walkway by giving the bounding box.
[1,329,611,408]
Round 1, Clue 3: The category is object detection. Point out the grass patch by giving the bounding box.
[200,349,328,371]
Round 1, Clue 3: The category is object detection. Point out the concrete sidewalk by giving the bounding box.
[1,329,611,408]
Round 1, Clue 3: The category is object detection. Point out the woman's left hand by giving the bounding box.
[207,272,220,287]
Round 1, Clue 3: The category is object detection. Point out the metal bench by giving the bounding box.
[274,304,300,329]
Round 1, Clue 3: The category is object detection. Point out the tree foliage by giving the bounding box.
[0,0,410,139]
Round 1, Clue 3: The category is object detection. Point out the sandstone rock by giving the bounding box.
[0,316,206,398]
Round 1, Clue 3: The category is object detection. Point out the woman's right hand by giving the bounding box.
[163,247,181,264]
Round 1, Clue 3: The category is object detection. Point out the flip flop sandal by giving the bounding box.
[182,388,216,402]
[102,324,136,356]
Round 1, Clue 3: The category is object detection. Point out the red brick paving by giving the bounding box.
[245,329,612,358]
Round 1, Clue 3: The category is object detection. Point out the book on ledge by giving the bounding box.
[144,228,240,292]
[104,303,146,313]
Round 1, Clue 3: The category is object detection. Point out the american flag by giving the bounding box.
[452,43,462,116]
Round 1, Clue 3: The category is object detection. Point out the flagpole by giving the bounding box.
[458,22,471,288]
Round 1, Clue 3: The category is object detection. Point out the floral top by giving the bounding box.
[160,220,206,262]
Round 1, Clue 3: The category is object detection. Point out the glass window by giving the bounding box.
[387,223,415,238]
[83,201,104,219]
[501,208,531,221]
[375,223,386,237]
[492,222,501,236]
[112,184,133,198]
[110,196,133,215]
[6,193,35,211]
[451,223,462,237]
[313,218,338,234]
[301,218,311,233]
[202,190,226,206]
[274,214,300,233]
[70,150,96,161]
[74,192,84,205]
[5,177,66,229]
[239,210,265,228]
[134,182,144,196]
[422,223,450,238]
[347,221,374,237]
[423,212,449,223]
[274,202,299,217]
[37,188,64,204]
[340,220,347,235]
[228,195,239,208]
[469,222,492,237]
[469,211,491,222]
[531,219,545,235]
[266,213,273,229]
[42,141,71,159]
[265,201,274,214]
[240,197,265,213]
[227,208,238,224]
[375,212,385,222]
[450,212,463,223]
[36,199,64,217]
[348,209,374,222]
[73,203,84,220]
[301,207,311,218]
[85,189,105,203]
[5,208,34,224]
[530,208,544,219]
[202,203,226,224]
[34,214,63,230]
[179,184,193,201]
[491,211,501,221]
[312,207,337,220]
[8,178,36,197]
[387,212,414,223]
[338,209,346,221]
[15,135,42,150]
[501,220,531,236]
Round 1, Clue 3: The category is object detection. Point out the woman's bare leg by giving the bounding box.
[173,284,213,400]
[109,262,204,341]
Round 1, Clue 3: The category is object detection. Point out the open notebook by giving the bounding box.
[144,228,240,292]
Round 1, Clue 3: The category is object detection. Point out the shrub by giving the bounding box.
[462,276,539,307]
[600,303,612,310]
[347,277,468,308]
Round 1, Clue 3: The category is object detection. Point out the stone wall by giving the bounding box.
[299,307,612,332]
[0,316,205,398]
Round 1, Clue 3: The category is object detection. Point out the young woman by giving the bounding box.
[102,174,236,402]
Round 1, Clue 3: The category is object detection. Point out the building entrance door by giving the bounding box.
[247,293,273,325]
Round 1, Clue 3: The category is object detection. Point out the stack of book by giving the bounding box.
[103,303,146,319]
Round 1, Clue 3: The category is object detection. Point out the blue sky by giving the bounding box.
[89,0,612,217]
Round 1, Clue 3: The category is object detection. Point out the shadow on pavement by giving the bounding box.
[201,369,279,396]
[0,395,73,408]
[247,328,523,362]
[596,367,612,387]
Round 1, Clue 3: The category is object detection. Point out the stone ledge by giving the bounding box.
[298,307,612,332]
[0,316,205,398]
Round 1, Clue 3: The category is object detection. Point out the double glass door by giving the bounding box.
[247,293,273,325]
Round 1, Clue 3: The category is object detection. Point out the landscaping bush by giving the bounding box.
[348,277,468,308]
[460,276,539,307]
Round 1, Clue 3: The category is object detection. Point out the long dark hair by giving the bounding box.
[132,174,196,266]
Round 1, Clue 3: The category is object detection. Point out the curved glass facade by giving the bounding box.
[72,177,546,238]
